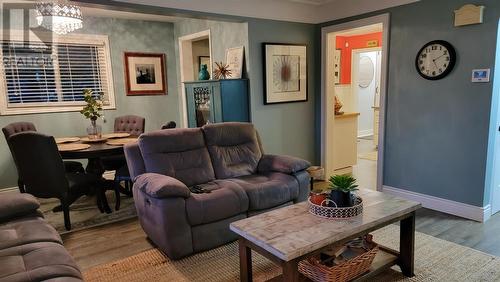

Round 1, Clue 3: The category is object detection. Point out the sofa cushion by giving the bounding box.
[0,216,62,250]
[139,128,215,187]
[228,172,299,211]
[202,123,262,179]
[186,180,249,226]
[0,193,40,223]
[0,242,82,281]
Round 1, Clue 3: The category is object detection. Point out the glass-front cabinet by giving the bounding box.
[184,79,249,128]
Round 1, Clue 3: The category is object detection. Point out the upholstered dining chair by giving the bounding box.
[103,115,145,196]
[2,122,85,193]
[113,115,145,137]
[8,132,101,230]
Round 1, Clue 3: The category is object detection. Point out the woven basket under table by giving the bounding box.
[298,242,378,282]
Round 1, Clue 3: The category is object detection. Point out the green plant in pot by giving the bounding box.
[80,89,104,139]
[327,174,358,207]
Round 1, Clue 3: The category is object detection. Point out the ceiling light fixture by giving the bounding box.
[36,0,83,35]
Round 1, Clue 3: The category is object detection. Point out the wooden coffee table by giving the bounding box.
[230,189,421,281]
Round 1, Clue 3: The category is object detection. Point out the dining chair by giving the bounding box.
[103,115,145,197]
[8,132,101,231]
[2,122,85,193]
[161,121,177,130]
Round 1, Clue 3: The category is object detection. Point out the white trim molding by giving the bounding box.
[383,185,491,222]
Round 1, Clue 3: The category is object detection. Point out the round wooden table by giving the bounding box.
[58,138,136,213]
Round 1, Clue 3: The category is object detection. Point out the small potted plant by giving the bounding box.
[327,174,358,207]
[80,89,104,139]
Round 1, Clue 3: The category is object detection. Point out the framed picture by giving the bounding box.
[199,56,211,71]
[124,52,166,96]
[225,46,244,79]
[471,68,490,83]
[263,43,307,104]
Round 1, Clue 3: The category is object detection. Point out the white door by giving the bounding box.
[352,51,378,138]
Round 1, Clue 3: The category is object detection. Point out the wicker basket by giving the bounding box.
[308,196,363,219]
[298,242,378,282]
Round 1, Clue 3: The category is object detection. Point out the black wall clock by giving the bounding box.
[415,40,456,80]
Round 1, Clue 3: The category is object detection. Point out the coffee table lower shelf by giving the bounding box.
[266,247,399,282]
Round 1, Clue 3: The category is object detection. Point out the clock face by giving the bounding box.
[415,40,456,80]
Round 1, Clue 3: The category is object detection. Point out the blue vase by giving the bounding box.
[198,64,210,80]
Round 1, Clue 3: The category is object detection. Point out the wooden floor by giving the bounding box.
[62,208,500,271]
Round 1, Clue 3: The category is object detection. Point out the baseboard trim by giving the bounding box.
[0,187,19,194]
[382,185,491,222]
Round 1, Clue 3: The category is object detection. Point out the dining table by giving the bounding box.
[56,135,137,214]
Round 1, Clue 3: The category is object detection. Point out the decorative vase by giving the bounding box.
[328,190,354,208]
[86,119,102,139]
[309,191,327,206]
[334,95,344,115]
[198,64,210,80]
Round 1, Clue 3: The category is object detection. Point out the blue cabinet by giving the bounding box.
[185,79,249,128]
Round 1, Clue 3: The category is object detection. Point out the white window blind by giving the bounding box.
[0,33,115,115]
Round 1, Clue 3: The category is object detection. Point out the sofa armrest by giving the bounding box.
[258,154,311,174]
[0,193,40,222]
[134,173,191,199]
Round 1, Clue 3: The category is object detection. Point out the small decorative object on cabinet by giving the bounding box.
[213,62,232,79]
[225,46,244,79]
[198,64,210,80]
[184,79,249,128]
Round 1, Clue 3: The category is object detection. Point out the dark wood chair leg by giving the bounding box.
[96,192,104,213]
[61,199,71,231]
[114,183,121,211]
[18,179,25,193]
[98,185,112,214]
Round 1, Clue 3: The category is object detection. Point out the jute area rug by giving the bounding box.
[84,225,500,281]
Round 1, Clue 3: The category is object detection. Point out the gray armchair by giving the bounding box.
[124,122,310,259]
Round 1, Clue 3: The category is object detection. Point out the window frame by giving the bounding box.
[0,31,116,115]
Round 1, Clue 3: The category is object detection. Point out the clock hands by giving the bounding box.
[432,52,447,62]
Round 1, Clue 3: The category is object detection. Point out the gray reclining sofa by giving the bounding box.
[124,122,310,259]
[0,193,82,281]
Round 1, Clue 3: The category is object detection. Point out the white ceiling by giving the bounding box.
[114,0,420,24]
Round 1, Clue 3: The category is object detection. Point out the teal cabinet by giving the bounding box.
[184,79,249,128]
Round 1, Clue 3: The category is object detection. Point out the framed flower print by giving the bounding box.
[263,43,307,104]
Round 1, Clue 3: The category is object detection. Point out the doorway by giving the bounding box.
[178,30,212,128]
[321,14,389,191]
[486,19,500,217]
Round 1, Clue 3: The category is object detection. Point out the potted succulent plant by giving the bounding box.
[327,174,358,207]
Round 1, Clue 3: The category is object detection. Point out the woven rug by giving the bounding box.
[40,193,137,234]
[83,225,500,281]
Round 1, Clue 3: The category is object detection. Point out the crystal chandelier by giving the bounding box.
[36,1,83,35]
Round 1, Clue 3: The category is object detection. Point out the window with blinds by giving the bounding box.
[0,33,115,115]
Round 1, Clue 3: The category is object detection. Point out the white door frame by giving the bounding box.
[351,47,382,137]
[178,30,212,128]
[321,14,390,191]
[486,19,500,216]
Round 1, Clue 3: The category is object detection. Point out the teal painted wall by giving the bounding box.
[320,0,500,207]
[247,19,317,163]
[173,17,317,163]
[0,16,179,189]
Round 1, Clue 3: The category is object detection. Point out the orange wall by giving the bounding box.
[336,32,383,84]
